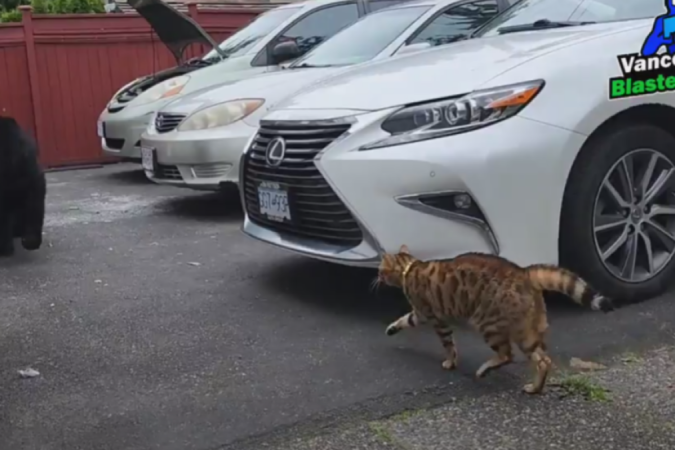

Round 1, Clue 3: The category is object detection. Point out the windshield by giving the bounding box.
[290,5,432,67]
[474,0,666,37]
[202,7,301,60]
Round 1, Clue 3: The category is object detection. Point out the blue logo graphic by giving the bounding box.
[643,0,675,56]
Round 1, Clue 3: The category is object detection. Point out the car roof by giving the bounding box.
[280,0,434,11]
[279,0,357,10]
[385,0,437,8]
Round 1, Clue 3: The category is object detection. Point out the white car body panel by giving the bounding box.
[274,21,647,111]
[242,19,667,269]
[140,68,347,189]
[97,0,345,160]
[141,0,506,189]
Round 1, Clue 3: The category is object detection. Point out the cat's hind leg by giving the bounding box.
[517,293,552,394]
[475,305,514,377]
[476,329,513,378]
[517,329,551,394]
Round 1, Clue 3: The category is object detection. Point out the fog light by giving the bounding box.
[416,191,487,223]
[396,190,498,253]
[453,193,472,209]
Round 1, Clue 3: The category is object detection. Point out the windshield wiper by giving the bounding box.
[183,56,222,68]
[287,63,334,70]
[497,19,596,35]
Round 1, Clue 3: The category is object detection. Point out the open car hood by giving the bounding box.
[127,0,225,63]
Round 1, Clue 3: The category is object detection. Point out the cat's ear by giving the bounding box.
[399,244,410,255]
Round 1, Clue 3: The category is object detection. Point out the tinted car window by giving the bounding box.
[291,5,431,67]
[409,0,500,46]
[276,3,360,56]
[202,7,300,60]
[475,0,666,38]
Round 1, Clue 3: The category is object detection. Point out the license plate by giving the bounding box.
[257,181,291,222]
[141,147,155,172]
[97,120,105,138]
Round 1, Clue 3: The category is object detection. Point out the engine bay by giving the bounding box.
[108,57,219,113]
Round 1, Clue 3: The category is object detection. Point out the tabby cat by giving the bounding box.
[377,245,614,394]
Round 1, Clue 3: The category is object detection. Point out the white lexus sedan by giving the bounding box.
[240,0,675,302]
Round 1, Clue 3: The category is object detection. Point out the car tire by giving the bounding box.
[560,123,675,304]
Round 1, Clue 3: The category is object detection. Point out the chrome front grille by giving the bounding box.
[193,163,232,179]
[242,120,363,246]
[155,113,186,133]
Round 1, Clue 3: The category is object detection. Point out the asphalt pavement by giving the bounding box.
[1,163,674,450]
[271,346,675,450]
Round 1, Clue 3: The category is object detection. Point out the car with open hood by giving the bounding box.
[97,0,395,162]
[240,0,675,303]
[139,0,515,191]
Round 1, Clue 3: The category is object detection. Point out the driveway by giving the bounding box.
[1,163,674,450]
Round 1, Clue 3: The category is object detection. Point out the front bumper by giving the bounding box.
[141,120,256,190]
[241,111,586,268]
[98,106,157,160]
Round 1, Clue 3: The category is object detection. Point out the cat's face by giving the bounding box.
[377,245,412,288]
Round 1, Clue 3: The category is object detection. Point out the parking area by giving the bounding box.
[1,163,675,450]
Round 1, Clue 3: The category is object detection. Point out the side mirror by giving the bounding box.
[396,41,432,56]
[271,40,302,65]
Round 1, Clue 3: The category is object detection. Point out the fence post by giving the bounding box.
[188,3,199,22]
[187,3,203,55]
[19,6,46,160]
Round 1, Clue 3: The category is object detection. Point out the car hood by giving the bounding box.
[274,21,644,111]
[127,0,224,63]
[161,67,343,115]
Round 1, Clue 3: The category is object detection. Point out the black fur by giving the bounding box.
[0,116,46,256]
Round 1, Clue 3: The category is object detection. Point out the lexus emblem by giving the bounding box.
[265,136,286,167]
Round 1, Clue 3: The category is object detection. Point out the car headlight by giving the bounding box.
[360,80,544,150]
[146,111,158,134]
[134,75,191,106]
[177,99,264,132]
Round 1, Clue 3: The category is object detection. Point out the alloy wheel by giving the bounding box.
[593,148,675,283]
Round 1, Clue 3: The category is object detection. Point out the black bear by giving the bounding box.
[0,116,46,256]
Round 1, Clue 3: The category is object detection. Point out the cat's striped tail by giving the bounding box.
[525,264,614,312]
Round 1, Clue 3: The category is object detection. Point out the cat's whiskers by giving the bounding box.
[369,276,381,292]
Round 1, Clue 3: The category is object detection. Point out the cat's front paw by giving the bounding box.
[442,359,457,370]
[522,383,542,395]
[385,323,400,336]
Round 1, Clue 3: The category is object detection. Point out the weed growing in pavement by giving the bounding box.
[368,422,397,445]
[554,375,611,402]
[619,352,642,365]
[390,408,424,422]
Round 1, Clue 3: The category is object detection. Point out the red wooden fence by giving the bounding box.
[0,5,264,168]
